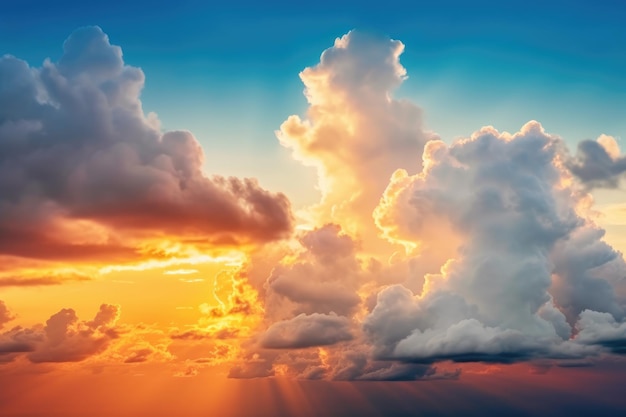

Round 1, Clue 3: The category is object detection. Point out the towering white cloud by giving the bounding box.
[369,122,626,363]
[277,30,436,240]
[4,27,626,381]
[230,32,626,380]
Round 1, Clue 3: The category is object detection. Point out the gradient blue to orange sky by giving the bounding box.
[1,1,626,416]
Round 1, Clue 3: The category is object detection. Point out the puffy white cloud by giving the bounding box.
[369,121,626,363]
[575,310,626,354]
[228,352,276,379]
[550,226,626,324]
[277,30,436,242]
[8,27,622,380]
[230,32,626,380]
[0,273,90,287]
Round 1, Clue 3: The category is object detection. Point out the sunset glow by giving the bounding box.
[1,2,626,416]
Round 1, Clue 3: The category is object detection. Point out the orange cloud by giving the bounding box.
[277,30,436,244]
[0,26,293,268]
[0,273,90,287]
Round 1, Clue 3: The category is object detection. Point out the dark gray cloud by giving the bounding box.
[568,136,626,188]
[0,26,292,262]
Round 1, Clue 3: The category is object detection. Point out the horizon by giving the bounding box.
[1,2,626,416]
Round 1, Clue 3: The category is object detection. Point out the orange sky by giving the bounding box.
[2,24,626,417]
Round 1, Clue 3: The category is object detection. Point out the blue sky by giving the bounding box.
[2,0,625,203]
[3,3,626,414]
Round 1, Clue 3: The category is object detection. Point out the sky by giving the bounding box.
[1,1,626,416]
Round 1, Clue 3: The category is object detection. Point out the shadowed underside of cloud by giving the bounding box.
[0,26,292,263]
[568,135,626,188]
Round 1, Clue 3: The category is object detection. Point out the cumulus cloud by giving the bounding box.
[575,310,626,354]
[277,30,436,241]
[0,301,16,330]
[568,135,626,188]
[264,224,365,317]
[27,304,121,363]
[0,26,292,263]
[226,32,626,380]
[260,313,353,349]
[0,304,120,363]
[369,122,626,364]
[228,352,276,379]
[7,27,625,382]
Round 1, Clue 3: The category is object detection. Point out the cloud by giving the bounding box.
[228,352,276,379]
[0,26,292,263]
[368,121,626,364]
[575,310,626,354]
[123,345,167,363]
[0,301,16,329]
[277,30,436,240]
[355,363,460,381]
[260,313,353,349]
[27,304,120,363]
[550,226,626,325]
[264,224,369,319]
[568,135,626,188]
[170,327,240,340]
[226,32,626,380]
[0,304,120,363]
[0,273,90,287]
[6,27,625,383]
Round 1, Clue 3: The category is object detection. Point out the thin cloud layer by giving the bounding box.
[0,273,90,287]
[0,26,292,265]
